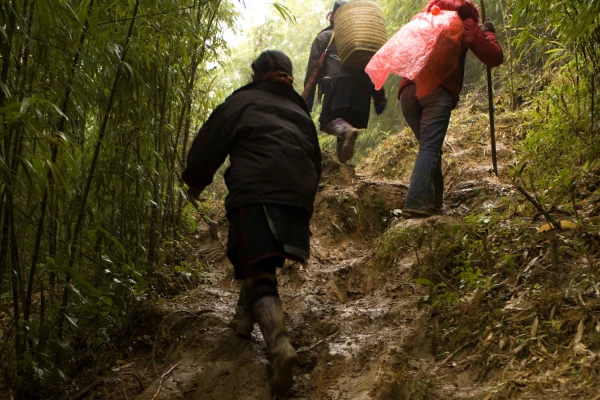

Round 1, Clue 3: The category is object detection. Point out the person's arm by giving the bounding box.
[466,19,504,68]
[307,124,322,183]
[182,102,233,192]
[372,87,387,115]
[304,32,329,109]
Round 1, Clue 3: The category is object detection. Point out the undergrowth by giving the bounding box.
[377,64,600,397]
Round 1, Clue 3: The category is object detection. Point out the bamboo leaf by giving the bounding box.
[65,315,79,328]
[0,82,12,100]
[20,98,31,114]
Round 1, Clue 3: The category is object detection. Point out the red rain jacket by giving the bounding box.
[398,0,503,107]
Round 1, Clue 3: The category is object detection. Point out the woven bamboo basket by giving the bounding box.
[335,1,387,69]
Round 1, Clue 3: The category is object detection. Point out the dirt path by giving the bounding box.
[92,108,520,400]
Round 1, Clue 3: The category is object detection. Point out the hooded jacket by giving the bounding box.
[398,0,503,107]
[182,80,322,214]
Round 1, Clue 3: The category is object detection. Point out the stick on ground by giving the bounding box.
[152,362,180,400]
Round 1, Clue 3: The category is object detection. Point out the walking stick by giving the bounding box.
[480,0,498,176]
[302,32,335,101]
[188,195,220,241]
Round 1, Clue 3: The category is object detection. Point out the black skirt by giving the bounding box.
[319,77,372,129]
[226,204,311,279]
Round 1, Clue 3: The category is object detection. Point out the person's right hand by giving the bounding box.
[187,186,206,202]
[481,21,496,33]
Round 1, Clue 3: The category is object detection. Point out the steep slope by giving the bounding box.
[75,102,599,400]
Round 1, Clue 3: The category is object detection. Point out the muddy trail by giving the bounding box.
[87,107,519,400]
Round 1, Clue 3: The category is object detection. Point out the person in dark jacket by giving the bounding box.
[400,0,503,218]
[304,0,387,164]
[182,50,321,397]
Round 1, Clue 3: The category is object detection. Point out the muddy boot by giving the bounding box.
[336,139,345,163]
[230,281,255,338]
[340,128,359,163]
[253,296,297,397]
[326,118,359,163]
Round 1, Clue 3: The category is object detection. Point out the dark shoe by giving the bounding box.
[230,281,255,338]
[253,296,297,397]
[340,129,359,163]
[402,208,434,219]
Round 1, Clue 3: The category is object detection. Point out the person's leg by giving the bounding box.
[320,118,358,163]
[336,137,344,162]
[246,257,297,397]
[230,280,255,338]
[226,209,257,338]
[402,86,453,215]
[399,83,422,141]
[434,148,444,210]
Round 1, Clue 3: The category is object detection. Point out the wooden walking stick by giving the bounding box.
[188,195,219,241]
[480,0,498,176]
[302,32,335,101]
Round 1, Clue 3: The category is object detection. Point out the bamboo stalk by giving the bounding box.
[57,0,140,343]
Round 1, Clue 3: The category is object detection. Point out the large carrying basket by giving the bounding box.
[334,0,387,69]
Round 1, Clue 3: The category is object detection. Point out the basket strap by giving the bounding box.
[325,31,336,52]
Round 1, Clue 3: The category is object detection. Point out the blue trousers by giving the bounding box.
[400,83,453,213]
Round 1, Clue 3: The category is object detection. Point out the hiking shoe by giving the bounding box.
[340,129,359,163]
[253,296,298,397]
[230,281,255,338]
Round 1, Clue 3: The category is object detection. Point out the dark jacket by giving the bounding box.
[182,81,322,213]
[398,0,504,107]
[305,27,386,107]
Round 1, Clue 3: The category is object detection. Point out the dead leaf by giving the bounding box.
[573,319,585,345]
[537,220,578,233]
[530,317,539,338]
[524,256,541,273]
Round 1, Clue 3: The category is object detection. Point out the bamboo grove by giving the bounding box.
[0,0,235,396]
[1,0,599,398]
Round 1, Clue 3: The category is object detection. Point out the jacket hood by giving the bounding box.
[425,0,480,22]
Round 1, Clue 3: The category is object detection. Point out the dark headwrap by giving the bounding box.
[333,0,347,13]
[251,50,294,85]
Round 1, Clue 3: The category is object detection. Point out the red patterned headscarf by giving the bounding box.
[264,71,294,87]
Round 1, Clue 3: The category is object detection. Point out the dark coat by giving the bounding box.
[182,81,322,214]
[399,0,504,107]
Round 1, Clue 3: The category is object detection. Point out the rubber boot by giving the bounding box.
[340,128,359,163]
[230,280,255,338]
[326,118,358,163]
[253,296,298,397]
[336,139,345,163]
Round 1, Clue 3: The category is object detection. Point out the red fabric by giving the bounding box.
[264,71,294,87]
[398,0,503,107]
[365,9,464,97]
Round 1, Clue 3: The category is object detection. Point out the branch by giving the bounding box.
[514,185,562,231]
[152,362,180,400]
[70,378,105,400]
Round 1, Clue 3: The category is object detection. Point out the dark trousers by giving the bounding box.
[400,83,453,213]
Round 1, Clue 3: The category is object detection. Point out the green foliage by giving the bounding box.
[0,0,236,397]
[512,62,600,210]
